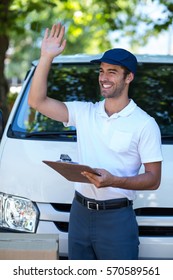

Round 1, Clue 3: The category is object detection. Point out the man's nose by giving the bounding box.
[100,72,109,81]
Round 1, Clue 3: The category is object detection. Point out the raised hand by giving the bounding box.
[41,23,66,60]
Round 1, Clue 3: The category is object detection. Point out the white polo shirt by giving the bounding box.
[64,99,163,201]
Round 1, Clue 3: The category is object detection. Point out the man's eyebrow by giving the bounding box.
[99,67,118,72]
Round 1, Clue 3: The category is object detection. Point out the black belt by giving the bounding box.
[75,192,133,211]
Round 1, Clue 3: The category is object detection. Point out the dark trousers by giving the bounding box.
[68,195,139,260]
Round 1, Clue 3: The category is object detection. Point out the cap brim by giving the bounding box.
[90,58,125,68]
[90,59,102,64]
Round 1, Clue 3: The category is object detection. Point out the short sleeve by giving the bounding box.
[138,118,163,163]
[63,101,77,127]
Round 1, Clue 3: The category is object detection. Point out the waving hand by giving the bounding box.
[41,23,66,60]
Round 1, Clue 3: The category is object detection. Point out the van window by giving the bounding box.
[8,63,100,140]
[8,61,173,141]
[129,62,173,139]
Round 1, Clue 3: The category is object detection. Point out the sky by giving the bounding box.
[116,28,173,55]
[138,29,173,55]
[138,1,173,55]
[111,1,173,55]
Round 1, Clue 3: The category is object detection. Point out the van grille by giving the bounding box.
[139,226,173,236]
[51,203,70,232]
[51,203,71,212]
[53,223,173,236]
[54,222,69,232]
[51,205,173,235]
[135,207,173,216]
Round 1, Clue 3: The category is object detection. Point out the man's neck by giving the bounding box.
[104,97,130,117]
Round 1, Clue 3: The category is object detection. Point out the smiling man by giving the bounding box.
[28,23,163,260]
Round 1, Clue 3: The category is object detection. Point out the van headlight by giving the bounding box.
[0,193,39,233]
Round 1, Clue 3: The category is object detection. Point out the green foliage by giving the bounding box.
[2,0,173,80]
[1,0,172,123]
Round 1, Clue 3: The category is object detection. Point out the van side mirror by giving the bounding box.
[0,110,4,139]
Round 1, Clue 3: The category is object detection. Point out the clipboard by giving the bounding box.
[42,160,101,183]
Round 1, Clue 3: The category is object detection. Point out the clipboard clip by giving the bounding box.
[59,154,72,162]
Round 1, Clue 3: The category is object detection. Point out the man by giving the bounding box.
[28,23,163,260]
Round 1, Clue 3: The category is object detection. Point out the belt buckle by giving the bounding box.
[87,201,99,210]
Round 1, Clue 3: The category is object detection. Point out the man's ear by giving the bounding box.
[126,72,134,84]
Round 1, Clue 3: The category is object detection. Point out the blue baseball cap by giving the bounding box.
[91,48,137,75]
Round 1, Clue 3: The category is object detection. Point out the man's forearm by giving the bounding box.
[113,171,160,191]
[28,56,52,110]
[82,162,161,191]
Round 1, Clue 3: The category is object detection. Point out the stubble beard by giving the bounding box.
[100,82,126,99]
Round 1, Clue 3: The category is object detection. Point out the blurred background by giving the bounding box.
[0,0,173,124]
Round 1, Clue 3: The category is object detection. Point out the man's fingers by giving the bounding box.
[60,39,67,51]
[44,28,49,39]
[49,24,56,37]
[58,25,65,41]
[44,23,65,41]
[54,23,62,37]
[82,171,102,184]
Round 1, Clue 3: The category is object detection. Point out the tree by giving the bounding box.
[0,0,10,123]
[1,0,173,123]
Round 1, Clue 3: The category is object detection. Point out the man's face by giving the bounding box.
[99,62,128,99]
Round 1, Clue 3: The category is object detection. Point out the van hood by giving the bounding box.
[0,138,77,203]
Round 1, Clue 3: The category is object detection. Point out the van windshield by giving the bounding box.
[9,61,173,142]
[129,62,173,141]
[9,63,100,140]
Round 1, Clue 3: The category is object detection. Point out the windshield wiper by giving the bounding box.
[8,128,76,139]
[24,131,76,138]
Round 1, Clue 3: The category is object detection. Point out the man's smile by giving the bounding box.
[101,83,113,89]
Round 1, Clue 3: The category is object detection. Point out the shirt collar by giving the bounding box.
[97,99,137,119]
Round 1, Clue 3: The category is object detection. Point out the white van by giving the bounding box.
[0,54,173,259]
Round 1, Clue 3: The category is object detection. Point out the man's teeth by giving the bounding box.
[103,84,111,88]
